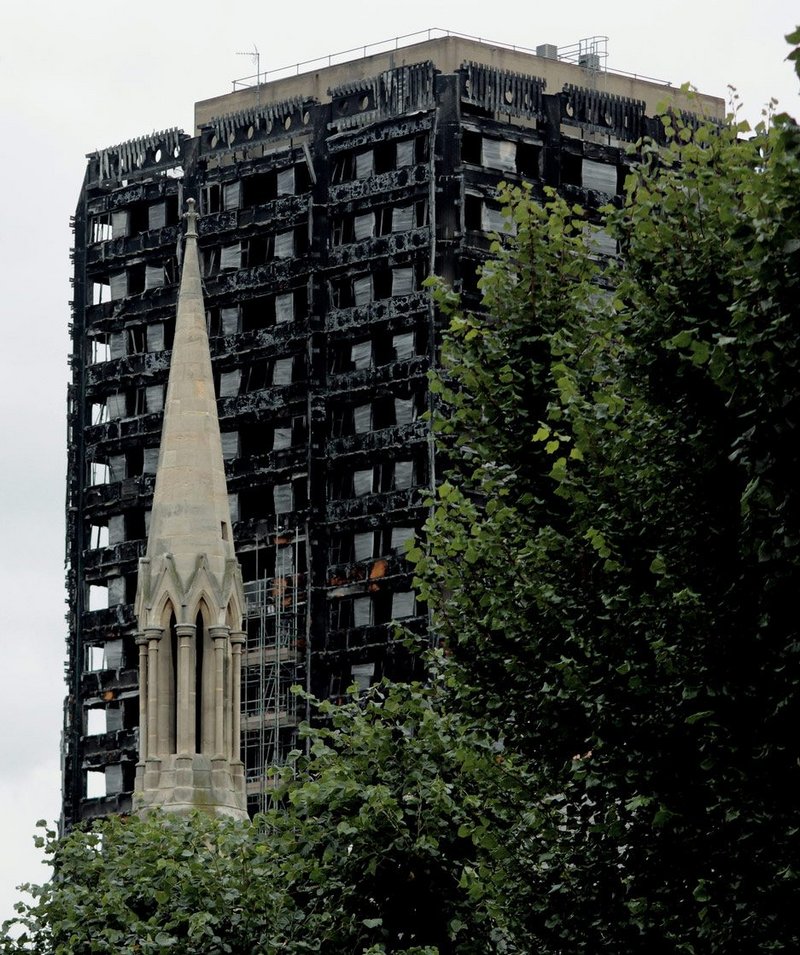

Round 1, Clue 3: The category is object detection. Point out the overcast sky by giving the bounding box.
[0,0,797,928]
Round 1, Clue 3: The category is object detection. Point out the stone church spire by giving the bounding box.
[134,199,247,818]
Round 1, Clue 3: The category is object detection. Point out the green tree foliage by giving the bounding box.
[2,679,534,954]
[265,679,531,953]
[5,35,800,954]
[418,73,800,954]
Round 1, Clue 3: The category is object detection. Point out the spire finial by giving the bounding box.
[184,197,199,238]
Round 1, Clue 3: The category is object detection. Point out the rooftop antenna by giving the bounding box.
[236,45,262,105]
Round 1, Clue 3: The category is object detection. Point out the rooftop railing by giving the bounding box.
[231,28,670,92]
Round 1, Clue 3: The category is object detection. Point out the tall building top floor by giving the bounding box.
[194,32,726,131]
[82,32,725,193]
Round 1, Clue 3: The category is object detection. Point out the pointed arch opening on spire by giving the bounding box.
[195,609,205,754]
[163,608,177,756]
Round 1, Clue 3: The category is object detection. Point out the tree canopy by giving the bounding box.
[4,34,800,955]
[417,92,800,950]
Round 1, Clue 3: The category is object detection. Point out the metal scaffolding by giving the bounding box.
[241,527,307,814]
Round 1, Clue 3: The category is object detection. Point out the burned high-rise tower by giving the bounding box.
[63,32,724,827]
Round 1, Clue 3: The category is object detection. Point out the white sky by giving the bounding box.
[0,0,797,927]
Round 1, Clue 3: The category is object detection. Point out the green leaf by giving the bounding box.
[685,710,715,725]
[649,555,666,575]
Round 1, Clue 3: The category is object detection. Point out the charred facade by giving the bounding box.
[63,36,723,826]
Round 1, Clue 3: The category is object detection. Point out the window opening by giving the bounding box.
[329,406,353,437]
[373,268,393,299]
[329,470,355,499]
[89,335,110,364]
[275,292,294,324]
[106,272,125,304]
[88,584,109,611]
[89,524,109,549]
[125,510,147,541]
[145,264,165,290]
[351,662,375,693]
[482,138,516,172]
[561,152,582,187]
[395,459,414,489]
[375,207,393,236]
[274,231,294,259]
[242,359,271,393]
[127,263,146,295]
[126,203,148,235]
[163,318,176,349]
[329,532,355,565]
[353,595,372,627]
[239,423,269,459]
[223,181,241,210]
[393,331,415,361]
[203,247,221,277]
[273,356,294,385]
[220,307,240,335]
[125,388,146,416]
[126,326,147,355]
[374,141,395,174]
[221,242,243,271]
[392,591,416,619]
[85,645,105,671]
[148,324,165,352]
[86,708,106,736]
[91,214,113,243]
[351,340,373,370]
[126,447,144,477]
[241,296,276,331]
[353,274,374,306]
[375,461,393,492]
[516,141,540,178]
[202,183,221,214]
[149,202,167,231]
[277,166,295,196]
[353,213,373,242]
[391,267,415,297]
[242,170,277,207]
[372,335,393,367]
[464,193,481,231]
[111,210,129,238]
[582,159,617,195]
[329,276,354,309]
[86,770,106,799]
[331,152,355,184]
[90,280,109,306]
[355,150,374,179]
[462,130,482,165]
[396,139,414,168]
[243,236,271,267]
[221,431,239,461]
[391,526,415,551]
[353,403,373,434]
[392,205,413,233]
